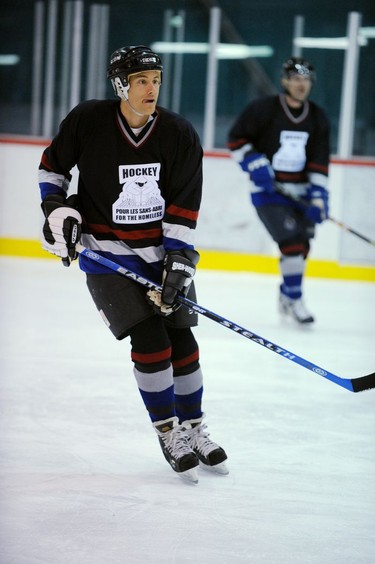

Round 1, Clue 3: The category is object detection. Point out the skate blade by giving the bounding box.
[297,317,315,324]
[179,467,199,484]
[199,461,229,475]
[279,305,315,325]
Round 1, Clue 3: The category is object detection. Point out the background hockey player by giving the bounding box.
[39,45,227,483]
[227,57,330,324]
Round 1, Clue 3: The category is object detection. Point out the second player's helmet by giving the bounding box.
[281,57,315,80]
[107,45,163,100]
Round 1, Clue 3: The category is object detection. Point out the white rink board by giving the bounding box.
[199,154,375,265]
[0,140,374,265]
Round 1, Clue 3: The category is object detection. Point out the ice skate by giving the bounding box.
[154,417,199,483]
[279,293,315,324]
[182,415,229,475]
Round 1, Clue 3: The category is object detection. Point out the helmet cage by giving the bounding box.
[112,76,132,101]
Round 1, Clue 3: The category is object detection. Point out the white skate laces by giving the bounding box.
[182,416,229,475]
[154,417,199,483]
[153,415,229,481]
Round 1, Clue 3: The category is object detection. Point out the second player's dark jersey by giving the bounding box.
[39,100,203,279]
[227,94,330,207]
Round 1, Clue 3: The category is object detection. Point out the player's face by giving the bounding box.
[282,74,312,103]
[128,71,161,115]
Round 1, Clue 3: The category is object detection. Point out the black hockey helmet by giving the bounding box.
[107,45,163,100]
[281,57,315,80]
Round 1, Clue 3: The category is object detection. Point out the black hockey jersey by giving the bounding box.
[227,94,330,207]
[39,100,203,279]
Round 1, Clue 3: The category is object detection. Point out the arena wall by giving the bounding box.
[0,138,374,281]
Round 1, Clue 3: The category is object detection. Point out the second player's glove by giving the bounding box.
[41,194,82,266]
[147,249,200,316]
[305,185,329,224]
[240,152,275,193]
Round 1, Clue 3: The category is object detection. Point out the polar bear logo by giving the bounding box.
[272,130,309,172]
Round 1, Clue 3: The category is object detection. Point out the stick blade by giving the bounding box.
[351,372,375,393]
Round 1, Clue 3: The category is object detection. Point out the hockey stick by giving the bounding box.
[325,217,375,247]
[76,244,375,393]
[276,185,375,247]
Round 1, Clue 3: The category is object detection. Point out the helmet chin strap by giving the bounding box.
[284,89,304,106]
[282,74,312,106]
[283,80,308,106]
[124,97,148,117]
[113,76,149,117]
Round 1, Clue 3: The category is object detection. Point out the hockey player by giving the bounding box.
[39,45,227,483]
[227,57,330,324]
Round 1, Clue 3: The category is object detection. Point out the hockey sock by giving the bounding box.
[174,367,204,423]
[133,365,176,423]
[130,315,176,423]
[166,326,203,422]
[280,253,305,299]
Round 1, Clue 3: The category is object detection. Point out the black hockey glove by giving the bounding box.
[147,249,200,316]
[41,194,82,266]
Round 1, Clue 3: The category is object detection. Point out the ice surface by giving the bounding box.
[0,257,374,564]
